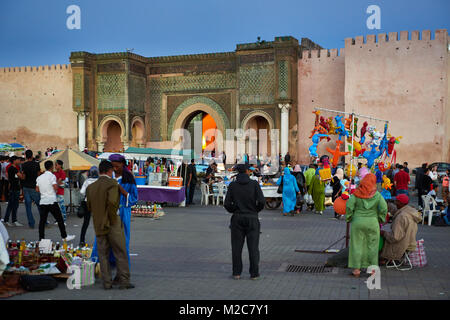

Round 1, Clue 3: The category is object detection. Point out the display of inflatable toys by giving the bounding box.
[326,140,349,168]
[387,135,402,156]
[380,175,393,200]
[360,121,368,144]
[381,175,393,190]
[378,162,388,172]
[326,117,337,134]
[345,164,356,178]
[320,116,329,132]
[367,126,383,146]
[363,143,383,169]
[334,115,349,141]
[309,133,329,157]
[347,137,365,157]
[344,115,353,130]
[309,110,321,138]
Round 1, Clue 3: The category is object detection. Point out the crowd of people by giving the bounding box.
[1,146,449,288]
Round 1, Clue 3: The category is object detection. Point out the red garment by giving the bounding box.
[53,169,66,195]
[394,170,410,190]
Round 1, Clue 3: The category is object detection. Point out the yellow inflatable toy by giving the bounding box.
[382,175,393,190]
[346,164,356,178]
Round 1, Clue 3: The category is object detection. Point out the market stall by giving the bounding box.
[137,185,186,206]
[40,149,100,212]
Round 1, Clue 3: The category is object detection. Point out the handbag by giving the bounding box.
[77,201,87,218]
[277,176,284,194]
[409,239,427,267]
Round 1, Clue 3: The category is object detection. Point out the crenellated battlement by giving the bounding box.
[0,64,71,73]
[301,48,345,60]
[345,29,447,46]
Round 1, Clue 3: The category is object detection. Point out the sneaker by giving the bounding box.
[319,211,323,215]
[250,276,261,280]
[232,275,241,280]
[6,222,14,227]
[63,235,76,242]
[0,218,4,222]
[14,221,24,227]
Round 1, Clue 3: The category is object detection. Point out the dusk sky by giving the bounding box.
[1,0,449,67]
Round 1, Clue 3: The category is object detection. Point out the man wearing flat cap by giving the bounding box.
[380,194,422,263]
[224,164,265,280]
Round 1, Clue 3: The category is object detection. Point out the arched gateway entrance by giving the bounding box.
[168,97,230,157]
[241,111,274,158]
[97,116,126,152]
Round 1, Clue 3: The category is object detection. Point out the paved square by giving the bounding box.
[2,192,449,300]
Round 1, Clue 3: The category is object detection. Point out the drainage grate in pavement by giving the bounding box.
[285,265,333,273]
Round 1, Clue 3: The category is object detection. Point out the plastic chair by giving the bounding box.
[200,183,214,206]
[421,195,440,226]
[215,182,226,206]
[386,251,413,271]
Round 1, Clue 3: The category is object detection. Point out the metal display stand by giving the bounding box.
[296,107,389,254]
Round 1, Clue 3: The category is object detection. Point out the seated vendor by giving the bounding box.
[203,162,217,184]
[380,194,422,264]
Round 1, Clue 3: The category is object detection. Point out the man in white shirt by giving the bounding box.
[36,160,75,242]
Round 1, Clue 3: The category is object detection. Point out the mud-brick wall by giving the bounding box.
[0,65,77,153]
[344,30,449,168]
[297,48,346,164]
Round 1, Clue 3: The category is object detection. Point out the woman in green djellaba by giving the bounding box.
[346,173,387,277]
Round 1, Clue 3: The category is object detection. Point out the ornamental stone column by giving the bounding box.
[278,103,291,157]
[78,112,87,152]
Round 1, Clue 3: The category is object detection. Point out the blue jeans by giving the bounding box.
[57,195,66,221]
[396,189,409,197]
[4,190,20,223]
[23,187,41,227]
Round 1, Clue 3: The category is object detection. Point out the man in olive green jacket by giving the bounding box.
[87,160,134,290]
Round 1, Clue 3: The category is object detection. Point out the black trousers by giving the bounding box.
[417,188,424,207]
[188,181,196,204]
[0,178,9,201]
[79,202,91,244]
[230,214,260,278]
[39,203,67,240]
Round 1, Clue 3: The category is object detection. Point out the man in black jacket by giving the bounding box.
[415,163,427,208]
[224,164,265,280]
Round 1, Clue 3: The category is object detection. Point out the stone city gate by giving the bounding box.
[70,36,322,160]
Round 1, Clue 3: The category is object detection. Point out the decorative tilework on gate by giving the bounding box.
[96,73,127,110]
[149,73,236,140]
[278,60,289,99]
[74,73,82,108]
[239,62,275,105]
[129,75,146,113]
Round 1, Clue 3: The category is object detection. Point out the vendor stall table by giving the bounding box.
[137,185,186,206]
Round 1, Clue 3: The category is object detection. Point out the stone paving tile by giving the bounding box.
[2,195,449,300]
